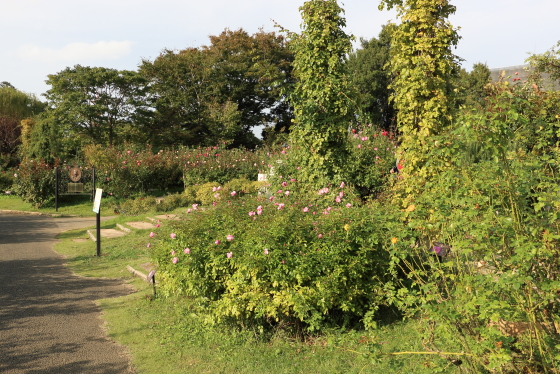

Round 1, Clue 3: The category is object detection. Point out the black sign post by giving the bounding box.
[55,167,59,212]
[93,188,103,256]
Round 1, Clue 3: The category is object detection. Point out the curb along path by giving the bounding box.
[0,212,135,374]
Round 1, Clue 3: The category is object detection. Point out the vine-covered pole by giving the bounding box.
[379,0,461,176]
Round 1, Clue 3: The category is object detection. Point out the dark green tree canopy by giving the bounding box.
[347,24,396,130]
[140,28,294,148]
[44,65,150,147]
[457,62,491,109]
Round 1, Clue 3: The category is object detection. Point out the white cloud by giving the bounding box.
[16,41,134,63]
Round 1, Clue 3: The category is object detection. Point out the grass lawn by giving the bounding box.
[46,198,460,374]
[0,193,119,216]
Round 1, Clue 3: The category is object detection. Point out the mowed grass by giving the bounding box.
[0,193,119,216]
[49,199,459,374]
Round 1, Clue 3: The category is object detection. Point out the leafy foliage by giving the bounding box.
[0,86,45,162]
[347,24,396,131]
[283,0,356,187]
[153,186,395,332]
[456,62,492,109]
[140,29,293,148]
[380,0,461,173]
[12,159,58,207]
[386,80,560,372]
[527,40,560,87]
[44,65,150,148]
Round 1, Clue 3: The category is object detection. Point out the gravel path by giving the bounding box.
[0,212,135,374]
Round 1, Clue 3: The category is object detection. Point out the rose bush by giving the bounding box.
[152,183,397,332]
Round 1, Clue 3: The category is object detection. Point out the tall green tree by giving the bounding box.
[44,65,150,148]
[379,0,461,174]
[284,0,356,186]
[456,62,491,109]
[140,29,294,148]
[0,86,44,163]
[347,24,396,130]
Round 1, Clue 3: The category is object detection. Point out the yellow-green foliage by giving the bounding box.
[195,182,221,205]
[223,178,260,195]
[83,144,120,171]
[184,185,200,203]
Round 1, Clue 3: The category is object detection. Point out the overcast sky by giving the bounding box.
[2,0,559,98]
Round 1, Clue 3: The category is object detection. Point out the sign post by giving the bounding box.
[93,188,103,256]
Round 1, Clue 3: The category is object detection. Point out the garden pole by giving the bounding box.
[55,167,59,212]
[96,210,101,257]
[92,167,96,202]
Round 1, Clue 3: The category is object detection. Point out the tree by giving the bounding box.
[456,62,491,109]
[44,65,150,149]
[347,24,396,130]
[0,86,45,120]
[379,0,461,174]
[283,0,356,186]
[140,29,294,148]
[0,86,45,164]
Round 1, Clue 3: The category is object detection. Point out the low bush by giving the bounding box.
[12,159,57,207]
[152,183,396,332]
[0,169,15,191]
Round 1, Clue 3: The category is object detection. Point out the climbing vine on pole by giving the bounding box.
[284,0,356,187]
[379,0,461,175]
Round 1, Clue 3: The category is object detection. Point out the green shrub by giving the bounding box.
[117,196,157,215]
[156,193,192,212]
[0,169,15,191]
[152,184,395,332]
[13,159,57,207]
[195,182,221,206]
[386,82,560,372]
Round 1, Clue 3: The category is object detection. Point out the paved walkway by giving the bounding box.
[0,212,135,374]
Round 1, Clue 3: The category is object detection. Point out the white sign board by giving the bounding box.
[93,188,103,213]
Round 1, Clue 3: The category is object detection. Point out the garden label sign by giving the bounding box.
[93,188,103,213]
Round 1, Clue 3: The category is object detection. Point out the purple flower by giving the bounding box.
[432,246,442,255]
[227,252,233,258]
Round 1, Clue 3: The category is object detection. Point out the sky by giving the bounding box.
[1,0,559,99]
